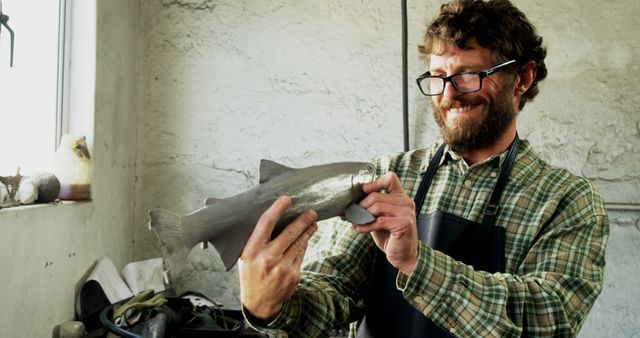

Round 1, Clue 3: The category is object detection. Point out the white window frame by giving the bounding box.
[63,0,95,148]
[56,0,71,149]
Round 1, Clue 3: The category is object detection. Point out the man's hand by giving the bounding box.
[353,172,419,276]
[238,196,318,321]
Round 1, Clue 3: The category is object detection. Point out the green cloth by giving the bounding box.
[245,139,609,338]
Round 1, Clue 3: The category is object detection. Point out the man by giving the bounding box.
[238,0,609,337]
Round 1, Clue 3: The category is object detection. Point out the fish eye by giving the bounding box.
[367,164,374,172]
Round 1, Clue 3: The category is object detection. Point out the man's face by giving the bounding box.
[429,41,517,153]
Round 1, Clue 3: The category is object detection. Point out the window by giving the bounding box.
[0,0,67,175]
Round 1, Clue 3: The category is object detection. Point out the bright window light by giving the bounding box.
[0,0,63,175]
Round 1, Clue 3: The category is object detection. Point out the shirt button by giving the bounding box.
[491,172,497,178]
[450,327,457,334]
[464,179,472,188]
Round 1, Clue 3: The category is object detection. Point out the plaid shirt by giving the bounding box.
[247,139,609,338]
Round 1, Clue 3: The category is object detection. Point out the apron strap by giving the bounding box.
[414,134,521,229]
[480,134,520,230]
[413,143,447,213]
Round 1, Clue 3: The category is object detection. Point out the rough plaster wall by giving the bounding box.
[135,0,639,336]
[0,1,141,337]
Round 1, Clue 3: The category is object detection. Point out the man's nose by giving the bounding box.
[442,80,459,101]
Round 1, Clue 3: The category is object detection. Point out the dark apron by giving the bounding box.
[357,136,520,338]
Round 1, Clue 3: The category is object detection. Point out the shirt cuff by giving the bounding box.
[242,305,276,328]
[242,292,301,333]
[396,242,455,316]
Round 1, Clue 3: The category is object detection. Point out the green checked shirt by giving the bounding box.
[246,139,609,338]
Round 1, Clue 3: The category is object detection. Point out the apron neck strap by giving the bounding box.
[414,134,521,229]
[481,134,520,229]
[413,142,447,215]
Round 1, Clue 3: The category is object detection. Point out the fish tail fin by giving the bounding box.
[148,208,190,282]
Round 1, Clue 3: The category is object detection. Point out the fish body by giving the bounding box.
[149,159,376,280]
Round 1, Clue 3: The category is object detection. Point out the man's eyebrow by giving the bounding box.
[429,63,489,73]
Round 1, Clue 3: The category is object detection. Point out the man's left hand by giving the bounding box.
[353,172,419,276]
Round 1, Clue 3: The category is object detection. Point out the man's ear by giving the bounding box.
[514,61,537,96]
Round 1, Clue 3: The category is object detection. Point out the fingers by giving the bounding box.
[243,194,318,270]
[359,172,415,215]
[353,215,415,233]
[242,196,292,259]
[363,172,405,194]
[267,209,318,257]
[238,199,318,322]
[359,191,415,210]
[354,170,417,236]
[287,221,318,268]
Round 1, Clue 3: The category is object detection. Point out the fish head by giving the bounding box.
[351,162,376,199]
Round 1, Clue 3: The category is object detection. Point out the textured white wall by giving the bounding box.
[135,0,640,336]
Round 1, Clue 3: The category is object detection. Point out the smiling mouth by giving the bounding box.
[447,105,476,114]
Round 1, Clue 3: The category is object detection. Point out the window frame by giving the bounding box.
[56,0,71,149]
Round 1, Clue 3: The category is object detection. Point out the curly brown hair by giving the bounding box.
[420,0,547,110]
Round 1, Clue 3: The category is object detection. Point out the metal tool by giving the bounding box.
[0,0,15,67]
[112,289,168,328]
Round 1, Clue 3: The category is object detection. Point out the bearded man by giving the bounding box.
[238,0,609,337]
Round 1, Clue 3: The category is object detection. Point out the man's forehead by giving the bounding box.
[429,49,495,69]
[427,38,498,66]
[433,37,484,55]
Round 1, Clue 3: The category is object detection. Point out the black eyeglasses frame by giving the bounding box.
[416,59,517,96]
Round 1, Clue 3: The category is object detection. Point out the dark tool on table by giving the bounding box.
[112,289,168,328]
[100,290,268,337]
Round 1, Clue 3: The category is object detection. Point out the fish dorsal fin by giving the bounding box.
[259,159,294,184]
[204,197,222,206]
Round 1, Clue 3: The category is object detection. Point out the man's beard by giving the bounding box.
[431,83,516,153]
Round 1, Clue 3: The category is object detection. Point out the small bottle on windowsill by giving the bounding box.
[53,134,92,201]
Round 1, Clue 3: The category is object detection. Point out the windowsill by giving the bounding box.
[0,199,92,214]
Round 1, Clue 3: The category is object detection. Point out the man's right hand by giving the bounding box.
[238,196,318,322]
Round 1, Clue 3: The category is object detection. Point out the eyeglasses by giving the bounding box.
[416,59,517,96]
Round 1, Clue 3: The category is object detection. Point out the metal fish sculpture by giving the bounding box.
[148,159,377,280]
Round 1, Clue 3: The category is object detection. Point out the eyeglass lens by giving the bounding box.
[426,73,481,95]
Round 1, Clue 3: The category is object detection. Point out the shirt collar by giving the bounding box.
[419,140,515,174]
